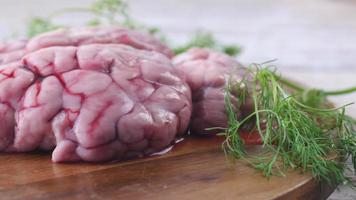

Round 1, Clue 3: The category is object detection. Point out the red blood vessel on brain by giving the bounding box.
[0,27,173,65]
[0,28,191,162]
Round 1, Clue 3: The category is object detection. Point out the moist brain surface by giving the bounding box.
[0,44,192,162]
[0,27,173,65]
[174,48,252,135]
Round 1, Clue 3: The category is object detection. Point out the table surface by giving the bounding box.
[0,136,335,200]
[0,0,355,199]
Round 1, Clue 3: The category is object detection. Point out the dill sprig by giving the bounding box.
[222,64,356,186]
[27,17,62,37]
[91,0,131,26]
[173,31,241,56]
[25,1,241,56]
[275,74,356,108]
[26,0,136,37]
[25,0,170,43]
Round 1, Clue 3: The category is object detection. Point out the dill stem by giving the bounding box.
[324,87,356,96]
[273,74,305,92]
[295,101,354,112]
[274,73,356,96]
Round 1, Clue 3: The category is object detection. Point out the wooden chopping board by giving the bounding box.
[0,135,335,200]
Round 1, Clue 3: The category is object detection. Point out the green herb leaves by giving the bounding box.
[90,0,133,26]
[25,1,241,57]
[27,18,61,37]
[223,64,356,186]
[26,0,134,37]
[173,31,241,56]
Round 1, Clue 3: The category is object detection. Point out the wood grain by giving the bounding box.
[0,136,334,200]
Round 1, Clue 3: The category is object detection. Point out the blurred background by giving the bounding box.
[0,0,355,199]
[1,0,356,71]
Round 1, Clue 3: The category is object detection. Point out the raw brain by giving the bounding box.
[0,44,192,162]
[0,39,27,65]
[173,48,253,135]
[0,26,173,65]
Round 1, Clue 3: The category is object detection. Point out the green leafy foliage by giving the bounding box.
[90,0,133,26]
[91,0,128,15]
[25,0,241,56]
[222,45,242,57]
[173,31,216,55]
[26,0,133,36]
[222,64,356,186]
[27,17,61,37]
[173,31,241,56]
[300,89,327,108]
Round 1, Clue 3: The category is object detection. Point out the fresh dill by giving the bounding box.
[26,0,135,37]
[173,31,241,56]
[27,17,62,37]
[222,63,356,186]
[25,1,241,56]
[25,0,170,43]
[275,74,356,108]
[91,0,131,25]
